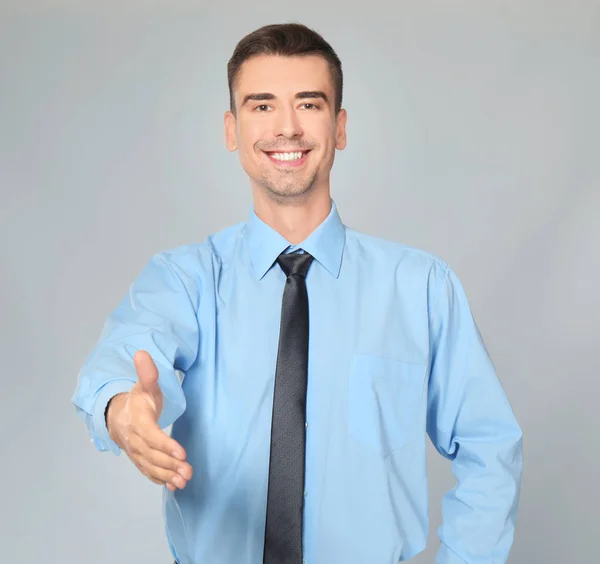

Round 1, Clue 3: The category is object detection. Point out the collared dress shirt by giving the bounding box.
[72,198,523,564]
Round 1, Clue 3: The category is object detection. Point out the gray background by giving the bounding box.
[1,1,598,562]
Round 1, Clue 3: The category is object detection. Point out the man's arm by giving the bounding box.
[427,262,523,563]
[71,251,200,454]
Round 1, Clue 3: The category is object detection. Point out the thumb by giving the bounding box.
[133,350,163,408]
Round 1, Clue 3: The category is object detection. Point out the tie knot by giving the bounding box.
[277,251,314,278]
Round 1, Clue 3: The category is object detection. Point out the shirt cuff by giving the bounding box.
[435,543,469,564]
[91,379,137,455]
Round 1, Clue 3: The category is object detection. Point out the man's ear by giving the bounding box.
[335,108,347,150]
[224,110,238,151]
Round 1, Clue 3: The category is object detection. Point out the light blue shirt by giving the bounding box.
[72,199,523,564]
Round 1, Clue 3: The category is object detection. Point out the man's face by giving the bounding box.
[225,54,347,201]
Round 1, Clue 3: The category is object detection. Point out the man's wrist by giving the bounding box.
[105,392,128,442]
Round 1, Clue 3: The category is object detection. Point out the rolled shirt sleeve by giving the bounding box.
[427,262,523,563]
[71,251,200,454]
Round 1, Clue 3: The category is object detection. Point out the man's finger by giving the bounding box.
[145,447,193,480]
[136,456,188,489]
[142,424,188,462]
[133,350,162,404]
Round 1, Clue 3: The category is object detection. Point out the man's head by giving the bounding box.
[224,23,347,204]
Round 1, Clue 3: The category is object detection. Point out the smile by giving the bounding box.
[264,150,311,167]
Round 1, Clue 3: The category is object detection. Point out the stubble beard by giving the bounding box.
[259,169,319,203]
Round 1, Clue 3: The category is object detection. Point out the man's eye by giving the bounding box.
[301,103,319,110]
[255,104,271,112]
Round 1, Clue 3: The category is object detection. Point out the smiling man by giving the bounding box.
[224,48,347,242]
[72,22,523,564]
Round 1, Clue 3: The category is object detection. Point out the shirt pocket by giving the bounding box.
[347,353,426,457]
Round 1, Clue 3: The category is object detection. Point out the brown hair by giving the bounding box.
[227,22,343,116]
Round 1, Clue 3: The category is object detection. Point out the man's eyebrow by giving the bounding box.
[240,91,330,107]
[295,91,329,104]
[241,93,276,107]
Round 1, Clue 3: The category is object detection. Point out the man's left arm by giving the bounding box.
[426,262,523,564]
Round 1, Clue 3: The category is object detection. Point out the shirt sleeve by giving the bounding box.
[71,251,201,455]
[426,261,523,563]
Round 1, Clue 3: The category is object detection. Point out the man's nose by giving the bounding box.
[273,107,303,139]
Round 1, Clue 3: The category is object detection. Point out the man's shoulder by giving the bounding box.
[345,225,449,275]
[148,221,245,270]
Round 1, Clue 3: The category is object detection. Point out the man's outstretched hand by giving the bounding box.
[106,350,192,491]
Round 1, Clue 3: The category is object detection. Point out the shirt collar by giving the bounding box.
[245,198,346,280]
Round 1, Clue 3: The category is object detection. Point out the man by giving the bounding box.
[72,22,523,564]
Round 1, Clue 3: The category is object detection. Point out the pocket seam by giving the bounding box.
[348,353,426,457]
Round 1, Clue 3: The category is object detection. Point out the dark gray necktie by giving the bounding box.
[263,251,314,564]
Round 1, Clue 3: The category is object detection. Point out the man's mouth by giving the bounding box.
[263,150,311,167]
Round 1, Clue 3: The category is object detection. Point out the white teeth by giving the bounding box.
[270,151,304,161]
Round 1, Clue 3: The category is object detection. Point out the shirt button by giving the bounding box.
[305,421,308,427]
[303,490,307,497]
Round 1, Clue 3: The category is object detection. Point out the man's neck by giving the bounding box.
[252,189,332,245]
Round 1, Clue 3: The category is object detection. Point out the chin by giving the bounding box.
[256,183,312,204]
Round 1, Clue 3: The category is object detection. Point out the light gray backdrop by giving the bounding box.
[1,1,598,563]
